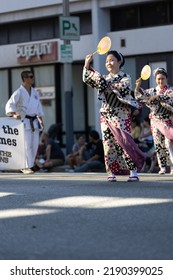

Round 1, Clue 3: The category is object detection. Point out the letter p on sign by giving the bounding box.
[63,20,71,35]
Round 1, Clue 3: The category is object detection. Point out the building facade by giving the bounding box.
[0,0,173,150]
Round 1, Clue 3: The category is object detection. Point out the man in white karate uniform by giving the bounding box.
[5,70,44,174]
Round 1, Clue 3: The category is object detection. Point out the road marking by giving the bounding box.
[33,196,173,209]
[0,208,57,219]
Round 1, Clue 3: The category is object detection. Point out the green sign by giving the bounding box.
[60,16,80,41]
[60,44,73,63]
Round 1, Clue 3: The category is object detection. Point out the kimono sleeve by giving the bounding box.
[135,88,153,104]
[159,92,173,112]
[82,67,109,91]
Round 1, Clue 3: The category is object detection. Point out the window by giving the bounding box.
[72,12,92,35]
[110,1,171,31]
[9,22,30,44]
[34,65,56,130]
[111,6,139,31]
[31,18,55,41]
[170,1,173,22]
[140,2,168,27]
[0,11,91,46]
[0,25,8,45]
[0,70,9,116]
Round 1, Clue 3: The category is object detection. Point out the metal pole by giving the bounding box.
[63,0,74,155]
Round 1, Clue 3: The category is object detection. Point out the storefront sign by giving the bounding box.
[17,41,58,64]
[0,118,25,170]
[36,87,55,100]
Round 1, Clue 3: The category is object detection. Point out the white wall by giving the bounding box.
[108,25,173,56]
[0,0,61,13]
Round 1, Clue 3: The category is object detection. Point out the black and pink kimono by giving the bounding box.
[83,67,145,175]
[135,84,173,169]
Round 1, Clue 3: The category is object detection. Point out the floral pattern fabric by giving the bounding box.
[135,85,173,168]
[83,67,145,174]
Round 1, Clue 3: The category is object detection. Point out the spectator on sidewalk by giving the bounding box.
[66,134,86,170]
[131,116,141,142]
[36,132,65,171]
[73,130,105,172]
[138,117,154,153]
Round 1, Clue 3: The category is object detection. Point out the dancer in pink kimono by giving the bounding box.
[5,70,44,174]
[135,67,173,175]
[83,50,145,182]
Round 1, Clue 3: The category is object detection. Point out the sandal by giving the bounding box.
[107,174,117,182]
[158,170,166,175]
[21,168,34,174]
[127,176,139,182]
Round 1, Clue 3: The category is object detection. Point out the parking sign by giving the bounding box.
[60,16,80,41]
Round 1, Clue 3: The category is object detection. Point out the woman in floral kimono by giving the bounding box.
[83,50,145,182]
[135,67,173,174]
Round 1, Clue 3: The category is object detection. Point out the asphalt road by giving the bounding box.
[0,172,173,260]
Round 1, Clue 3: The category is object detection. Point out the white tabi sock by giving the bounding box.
[130,169,138,177]
[160,167,166,172]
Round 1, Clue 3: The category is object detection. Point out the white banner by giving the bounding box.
[0,117,26,170]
